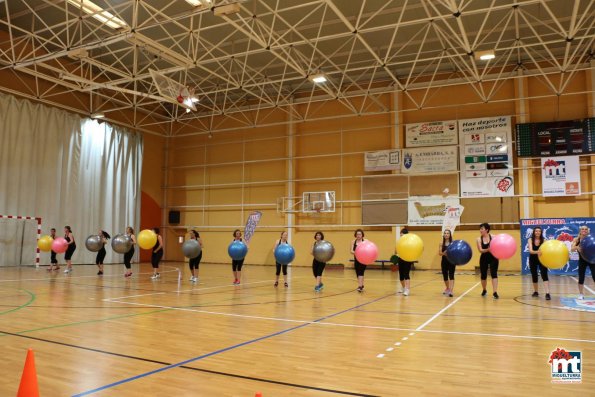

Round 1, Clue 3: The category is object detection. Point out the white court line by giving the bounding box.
[174,279,276,293]
[571,276,595,295]
[0,267,179,283]
[377,354,385,358]
[105,298,595,344]
[103,292,166,300]
[386,347,394,352]
[415,282,480,331]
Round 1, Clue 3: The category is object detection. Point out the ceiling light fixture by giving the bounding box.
[91,112,105,119]
[66,0,128,30]
[475,50,495,61]
[185,0,212,6]
[309,74,327,84]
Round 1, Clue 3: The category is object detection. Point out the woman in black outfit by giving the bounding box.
[274,231,289,288]
[350,229,366,293]
[311,231,326,292]
[398,228,413,296]
[439,229,455,297]
[123,226,136,278]
[47,228,59,271]
[150,228,163,280]
[527,226,550,300]
[231,229,244,285]
[476,223,499,299]
[63,226,76,274]
[189,230,203,283]
[96,230,110,276]
[571,225,595,300]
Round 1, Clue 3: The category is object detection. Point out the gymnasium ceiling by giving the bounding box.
[0,0,593,136]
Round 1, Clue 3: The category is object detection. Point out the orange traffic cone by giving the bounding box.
[17,349,39,397]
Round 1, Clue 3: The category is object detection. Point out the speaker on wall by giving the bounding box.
[168,210,180,224]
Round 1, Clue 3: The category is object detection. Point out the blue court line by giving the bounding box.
[72,293,394,396]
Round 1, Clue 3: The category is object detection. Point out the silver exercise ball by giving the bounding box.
[111,234,133,254]
[85,235,103,252]
[182,239,202,259]
[313,240,335,263]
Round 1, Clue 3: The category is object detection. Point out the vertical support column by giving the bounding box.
[287,98,296,242]
[391,89,403,245]
[162,134,170,258]
[515,69,533,219]
[202,140,208,226]
[587,61,595,216]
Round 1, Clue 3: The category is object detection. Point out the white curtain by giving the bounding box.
[0,93,143,266]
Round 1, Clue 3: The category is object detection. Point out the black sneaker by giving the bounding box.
[97,271,103,275]
[545,293,551,301]
[481,289,487,296]
[357,286,364,293]
[493,292,499,299]
[532,291,539,297]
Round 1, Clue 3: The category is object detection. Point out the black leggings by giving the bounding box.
[312,259,326,277]
[232,259,244,272]
[399,259,412,281]
[189,252,202,270]
[479,252,499,280]
[578,257,595,285]
[354,260,366,277]
[441,257,455,281]
[529,255,549,282]
[96,247,106,265]
[151,250,163,268]
[65,243,76,260]
[275,262,288,276]
[50,251,57,264]
[124,247,135,269]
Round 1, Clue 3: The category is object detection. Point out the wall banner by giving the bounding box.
[458,116,514,197]
[401,146,458,174]
[405,120,458,147]
[541,156,581,197]
[520,217,595,276]
[408,196,461,226]
[364,149,401,171]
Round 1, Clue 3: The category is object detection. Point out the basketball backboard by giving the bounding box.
[149,69,197,111]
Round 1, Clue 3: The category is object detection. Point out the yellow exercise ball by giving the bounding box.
[396,233,424,262]
[37,235,53,252]
[538,240,569,269]
[138,229,157,250]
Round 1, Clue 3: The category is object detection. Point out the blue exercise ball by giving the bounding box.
[274,244,295,265]
[580,234,595,263]
[446,240,473,266]
[228,241,248,260]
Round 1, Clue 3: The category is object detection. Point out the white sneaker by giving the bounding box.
[151,273,160,280]
[403,288,410,296]
[194,277,199,283]
[578,294,585,300]
[64,268,71,274]
[189,276,195,281]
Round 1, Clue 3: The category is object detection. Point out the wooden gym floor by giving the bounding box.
[0,263,593,396]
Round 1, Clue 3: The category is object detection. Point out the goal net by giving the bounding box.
[0,215,41,267]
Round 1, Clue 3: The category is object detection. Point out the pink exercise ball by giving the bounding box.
[489,233,517,260]
[51,237,69,254]
[355,240,379,265]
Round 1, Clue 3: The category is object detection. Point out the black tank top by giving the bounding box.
[65,234,75,245]
[531,239,541,252]
[480,234,491,250]
[576,237,586,261]
[441,241,450,253]
[153,237,160,251]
